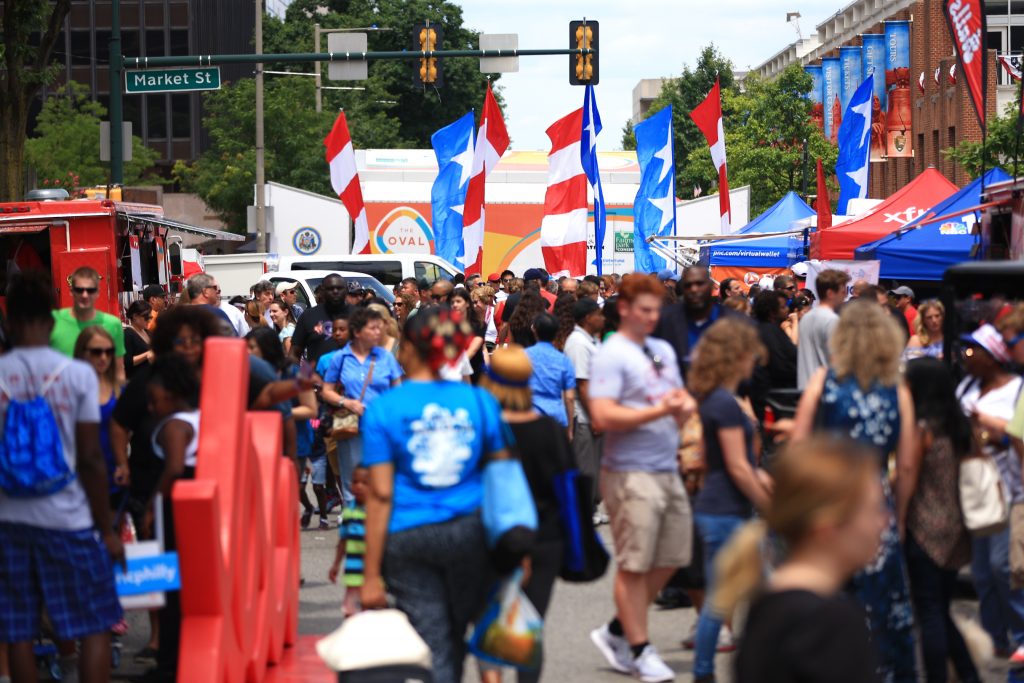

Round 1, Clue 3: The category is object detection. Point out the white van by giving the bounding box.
[269,253,458,287]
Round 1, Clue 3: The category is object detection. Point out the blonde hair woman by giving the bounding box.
[717,436,887,683]
[367,302,400,355]
[792,299,918,682]
[904,300,944,360]
[687,317,770,682]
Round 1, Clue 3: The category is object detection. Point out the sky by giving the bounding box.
[457,0,841,151]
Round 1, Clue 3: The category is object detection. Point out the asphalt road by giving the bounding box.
[106,512,1012,682]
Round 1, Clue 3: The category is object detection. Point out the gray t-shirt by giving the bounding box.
[589,333,682,472]
[564,326,599,424]
[797,305,839,389]
[0,347,100,531]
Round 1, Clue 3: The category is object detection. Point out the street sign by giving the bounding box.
[327,33,368,81]
[124,67,221,94]
[480,34,519,73]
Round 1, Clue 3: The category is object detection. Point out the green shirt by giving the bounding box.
[50,308,126,358]
[1009,392,1024,441]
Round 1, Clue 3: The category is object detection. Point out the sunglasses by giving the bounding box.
[86,347,114,358]
[204,285,221,293]
[72,286,98,295]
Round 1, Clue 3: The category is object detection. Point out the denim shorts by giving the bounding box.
[0,522,123,642]
[300,453,328,486]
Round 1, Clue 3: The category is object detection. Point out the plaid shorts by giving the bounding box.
[0,522,123,642]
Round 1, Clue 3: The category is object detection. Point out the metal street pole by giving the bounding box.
[110,0,124,184]
[314,23,322,113]
[255,0,267,252]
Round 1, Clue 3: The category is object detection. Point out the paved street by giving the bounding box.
[107,511,1011,682]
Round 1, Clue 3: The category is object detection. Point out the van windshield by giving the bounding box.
[291,260,403,285]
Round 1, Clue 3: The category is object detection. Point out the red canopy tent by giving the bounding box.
[812,168,958,260]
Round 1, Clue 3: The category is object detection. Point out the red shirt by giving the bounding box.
[903,305,918,335]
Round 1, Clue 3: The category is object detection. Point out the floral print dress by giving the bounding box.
[818,369,917,683]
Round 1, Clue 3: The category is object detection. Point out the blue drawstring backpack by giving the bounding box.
[0,360,75,498]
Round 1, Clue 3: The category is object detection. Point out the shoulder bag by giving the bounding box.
[960,454,1010,537]
[330,357,375,442]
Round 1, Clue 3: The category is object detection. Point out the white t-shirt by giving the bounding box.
[564,325,599,424]
[958,375,1024,504]
[439,353,473,382]
[0,347,100,531]
[219,301,249,337]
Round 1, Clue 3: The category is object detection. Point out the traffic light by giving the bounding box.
[412,23,444,87]
[569,20,599,86]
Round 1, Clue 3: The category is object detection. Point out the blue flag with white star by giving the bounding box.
[633,106,675,273]
[431,112,475,269]
[835,74,873,215]
[581,85,607,275]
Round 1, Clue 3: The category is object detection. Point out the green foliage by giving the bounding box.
[943,100,1021,178]
[24,83,159,189]
[621,120,636,151]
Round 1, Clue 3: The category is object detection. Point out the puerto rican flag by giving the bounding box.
[690,78,731,233]
[324,111,370,254]
[462,83,509,275]
[540,109,588,278]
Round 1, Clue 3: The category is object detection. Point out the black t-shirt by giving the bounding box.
[508,416,572,543]
[695,387,756,517]
[736,589,880,683]
[123,327,151,379]
[112,366,162,498]
[750,320,797,417]
[292,303,350,365]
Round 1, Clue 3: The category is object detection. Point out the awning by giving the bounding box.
[121,213,244,242]
[0,223,49,234]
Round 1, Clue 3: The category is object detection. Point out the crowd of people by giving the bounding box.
[2,260,1024,683]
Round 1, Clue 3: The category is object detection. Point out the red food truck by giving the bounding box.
[0,196,242,318]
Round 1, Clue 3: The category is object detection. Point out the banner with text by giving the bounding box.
[805,65,825,132]
[862,33,889,162]
[840,46,865,111]
[823,57,843,143]
[805,259,881,301]
[885,21,914,158]
[943,0,987,129]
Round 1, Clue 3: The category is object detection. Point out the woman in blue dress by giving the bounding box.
[793,299,918,683]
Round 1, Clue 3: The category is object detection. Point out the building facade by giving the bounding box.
[753,0,1008,198]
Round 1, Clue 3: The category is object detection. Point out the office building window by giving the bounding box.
[171,94,190,139]
[148,94,167,139]
[932,130,940,168]
[123,96,143,135]
[70,31,91,66]
[95,30,111,65]
[122,31,141,61]
[917,134,925,174]
[145,30,165,57]
[169,29,189,56]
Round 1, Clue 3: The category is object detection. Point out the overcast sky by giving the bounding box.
[457,1,840,151]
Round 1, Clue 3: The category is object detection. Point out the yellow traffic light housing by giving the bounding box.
[569,20,599,86]
[413,23,444,87]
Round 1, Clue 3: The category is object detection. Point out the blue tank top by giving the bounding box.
[100,394,119,492]
[818,368,900,458]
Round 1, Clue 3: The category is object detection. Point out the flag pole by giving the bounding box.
[1014,68,1024,180]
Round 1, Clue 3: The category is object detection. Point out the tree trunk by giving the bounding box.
[0,95,30,202]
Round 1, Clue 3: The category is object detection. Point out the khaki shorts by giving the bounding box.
[600,469,693,573]
[1011,503,1024,590]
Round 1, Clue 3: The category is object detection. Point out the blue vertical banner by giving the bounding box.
[430,112,475,269]
[632,106,675,273]
[840,46,864,110]
[862,33,889,162]
[822,57,843,142]
[884,20,913,157]
[805,65,824,132]
[581,85,607,275]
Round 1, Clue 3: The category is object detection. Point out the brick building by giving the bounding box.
[754,0,1008,199]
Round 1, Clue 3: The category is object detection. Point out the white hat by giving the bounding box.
[275,281,298,296]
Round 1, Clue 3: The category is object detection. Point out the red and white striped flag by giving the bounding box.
[324,111,370,254]
[690,79,731,233]
[462,84,510,275]
[540,109,588,278]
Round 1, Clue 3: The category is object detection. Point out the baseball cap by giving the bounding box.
[961,323,1011,364]
[275,281,298,296]
[142,284,166,299]
[573,298,601,322]
[523,267,548,283]
[889,285,915,298]
[657,269,677,282]
[347,281,365,294]
[487,272,501,282]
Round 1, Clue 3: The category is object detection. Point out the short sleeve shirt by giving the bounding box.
[589,333,683,472]
[50,308,126,358]
[293,304,351,365]
[695,387,756,517]
[524,342,576,426]
[564,326,599,423]
[361,381,508,534]
[323,345,402,405]
[0,348,100,531]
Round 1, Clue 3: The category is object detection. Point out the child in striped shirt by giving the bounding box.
[328,465,368,617]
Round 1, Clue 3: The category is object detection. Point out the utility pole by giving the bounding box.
[255,0,267,251]
[314,23,322,113]
[110,0,124,184]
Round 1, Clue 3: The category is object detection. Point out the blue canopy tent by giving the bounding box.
[853,168,1011,280]
[699,191,815,268]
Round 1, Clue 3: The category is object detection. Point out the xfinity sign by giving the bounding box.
[125,67,221,94]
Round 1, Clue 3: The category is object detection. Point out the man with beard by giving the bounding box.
[653,266,736,379]
[291,273,352,365]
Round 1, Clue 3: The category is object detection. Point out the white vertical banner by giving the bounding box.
[805,259,880,302]
[128,235,143,291]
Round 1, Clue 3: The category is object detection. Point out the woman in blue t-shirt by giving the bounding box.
[359,307,511,683]
[688,318,772,683]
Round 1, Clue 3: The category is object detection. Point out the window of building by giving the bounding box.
[148,94,168,139]
[69,31,91,67]
[932,130,940,169]
[145,30,165,57]
[169,29,189,56]
[94,30,111,65]
[987,0,1010,14]
[1011,26,1024,53]
[917,134,925,174]
[1011,0,1024,14]
[123,96,143,135]
[122,31,141,61]
[171,94,191,139]
[948,127,957,182]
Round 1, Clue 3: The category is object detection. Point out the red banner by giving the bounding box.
[943,0,987,129]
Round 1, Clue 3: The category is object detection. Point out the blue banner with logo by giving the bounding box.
[822,57,842,141]
[862,34,888,110]
[884,20,913,158]
[805,65,823,104]
[840,46,864,110]
[884,21,911,77]
[115,552,181,597]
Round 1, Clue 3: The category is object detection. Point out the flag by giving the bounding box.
[918,71,925,92]
[999,54,1022,82]
[430,112,475,270]
[690,78,731,233]
[324,111,370,254]
[632,106,675,273]
[815,158,832,231]
[934,66,941,85]
[540,109,588,278]
[943,0,987,129]
[949,63,958,84]
[581,85,606,275]
[462,83,509,275]
[835,74,874,215]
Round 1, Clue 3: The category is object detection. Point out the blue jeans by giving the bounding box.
[693,512,746,678]
[337,435,362,506]
[972,528,1024,651]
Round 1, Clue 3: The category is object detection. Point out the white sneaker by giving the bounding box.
[631,644,675,682]
[716,627,737,653]
[590,624,632,673]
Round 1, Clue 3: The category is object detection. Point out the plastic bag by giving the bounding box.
[468,570,543,670]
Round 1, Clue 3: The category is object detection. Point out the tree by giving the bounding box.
[943,101,1019,178]
[0,0,72,201]
[24,83,159,190]
[621,120,636,151]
